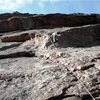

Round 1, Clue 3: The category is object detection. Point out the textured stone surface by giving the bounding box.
[0,25,100,100]
[0,13,100,33]
[1,24,100,46]
[58,24,100,47]
[1,32,35,42]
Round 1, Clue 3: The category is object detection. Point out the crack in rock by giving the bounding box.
[0,51,35,59]
[46,84,79,100]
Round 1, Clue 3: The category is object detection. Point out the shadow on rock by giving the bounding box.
[0,43,21,51]
[0,51,35,59]
[57,24,100,48]
[46,85,81,100]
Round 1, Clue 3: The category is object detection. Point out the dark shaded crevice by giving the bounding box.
[80,63,95,71]
[91,56,100,62]
[46,84,79,100]
[0,51,35,59]
[81,89,100,100]
[95,97,100,100]
[81,92,100,100]
[91,91,100,98]
[0,43,21,51]
[81,94,93,100]
[46,94,78,100]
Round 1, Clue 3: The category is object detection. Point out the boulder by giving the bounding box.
[58,24,100,47]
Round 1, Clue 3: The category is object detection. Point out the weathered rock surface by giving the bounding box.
[0,25,100,100]
[1,24,100,47]
[0,51,35,59]
[58,24,100,47]
[0,32,35,42]
[1,13,100,33]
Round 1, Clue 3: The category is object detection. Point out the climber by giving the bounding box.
[52,32,61,44]
[51,32,61,47]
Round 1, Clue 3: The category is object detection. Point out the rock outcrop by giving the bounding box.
[0,32,35,42]
[0,36,100,100]
[0,13,100,33]
[1,24,100,47]
[0,51,35,59]
[0,13,100,100]
[58,24,100,47]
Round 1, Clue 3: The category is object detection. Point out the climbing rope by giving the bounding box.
[33,32,96,100]
[49,35,96,100]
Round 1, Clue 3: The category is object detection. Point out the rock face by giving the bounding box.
[1,24,100,47]
[0,32,35,42]
[0,34,100,100]
[8,17,23,32]
[0,13,100,100]
[0,51,35,59]
[0,13,100,33]
[58,24,100,47]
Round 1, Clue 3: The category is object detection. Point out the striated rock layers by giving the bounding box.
[0,32,35,42]
[0,13,100,33]
[0,27,100,100]
[0,13,100,100]
[1,24,100,47]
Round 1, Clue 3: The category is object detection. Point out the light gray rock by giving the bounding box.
[0,25,100,100]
